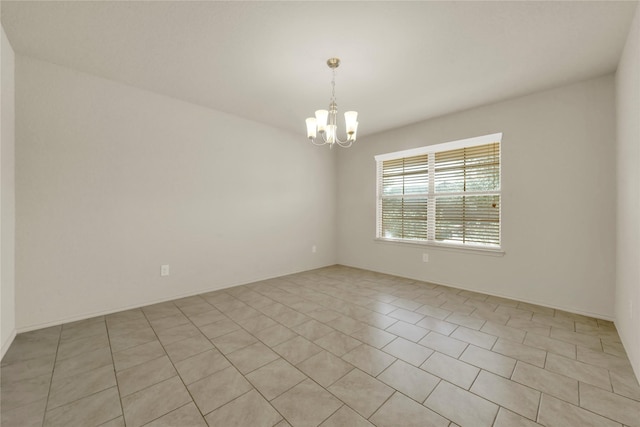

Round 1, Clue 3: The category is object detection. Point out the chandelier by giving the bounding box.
[305,58,359,148]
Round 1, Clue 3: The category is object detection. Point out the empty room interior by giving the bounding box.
[1,1,639,426]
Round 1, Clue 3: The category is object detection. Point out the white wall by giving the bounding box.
[15,56,337,331]
[338,75,616,320]
[615,5,640,380]
[1,25,16,358]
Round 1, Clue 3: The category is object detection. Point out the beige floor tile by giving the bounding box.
[473,310,511,327]
[53,346,113,381]
[236,314,278,334]
[154,323,202,346]
[148,313,190,332]
[450,326,497,349]
[274,310,312,329]
[350,325,396,349]
[315,330,362,357]
[1,353,56,384]
[142,303,183,321]
[106,309,146,325]
[382,337,433,366]
[107,318,152,338]
[292,319,334,341]
[211,329,258,354]
[420,352,479,389]
[415,304,452,320]
[470,370,540,420]
[4,266,635,427]
[495,305,533,320]
[506,318,551,337]
[390,298,422,311]
[371,391,449,427]
[538,394,621,427]
[480,321,526,343]
[460,345,516,377]
[319,405,374,427]
[116,355,176,397]
[326,315,365,335]
[445,313,486,330]
[524,333,576,359]
[493,408,543,427]
[297,350,354,387]
[577,346,634,375]
[328,369,394,418]
[579,382,640,427]
[385,320,428,342]
[425,380,498,427]
[550,328,603,351]
[342,344,395,376]
[188,366,252,415]
[419,331,468,358]
[273,335,323,365]
[545,353,612,390]
[48,364,116,409]
[610,370,640,401]
[272,379,342,427]
[199,318,241,339]
[164,335,213,363]
[0,373,51,412]
[44,387,121,427]
[227,341,280,374]
[416,316,458,335]
[56,332,110,361]
[511,361,579,405]
[254,324,298,347]
[246,358,306,400]
[531,313,575,330]
[121,376,191,427]
[1,338,58,368]
[60,320,107,343]
[174,348,230,384]
[187,309,227,327]
[204,390,282,427]
[388,308,425,324]
[492,338,547,368]
[112,340,165,372]
[377,359,440,402]
[602,339,628,358]
[226,305,262,322]
[0,398,47,427]
[110,327,157,352]
[99,416,125,427]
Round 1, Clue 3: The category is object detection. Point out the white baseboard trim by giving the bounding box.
[16,263,336,333]
[1,328,17,360]
[338,263,615,321]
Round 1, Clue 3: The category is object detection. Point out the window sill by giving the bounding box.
[374,238,505,256]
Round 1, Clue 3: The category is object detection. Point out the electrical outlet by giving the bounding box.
[160,265,170,277]
[312,245,317,253]
[422,253,429,263]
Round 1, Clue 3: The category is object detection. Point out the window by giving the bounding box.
[375,133,502,250]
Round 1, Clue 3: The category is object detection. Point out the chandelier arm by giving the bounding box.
[309,137,329,146]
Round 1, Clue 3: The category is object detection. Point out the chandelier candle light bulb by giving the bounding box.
[306,58,359,148]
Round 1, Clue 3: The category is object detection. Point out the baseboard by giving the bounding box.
[336,263,615,321]
[16,262,336,333]
[1,328,17,360]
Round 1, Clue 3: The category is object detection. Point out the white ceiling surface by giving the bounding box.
[1,1,637,137]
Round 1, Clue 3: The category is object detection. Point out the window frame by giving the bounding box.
[375,133,503,254]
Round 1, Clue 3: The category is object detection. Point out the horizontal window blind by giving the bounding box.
[377,137,501,249]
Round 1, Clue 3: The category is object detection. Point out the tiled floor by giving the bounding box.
[2,265,639,426]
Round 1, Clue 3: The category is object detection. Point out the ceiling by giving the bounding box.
[1,1,637,137]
